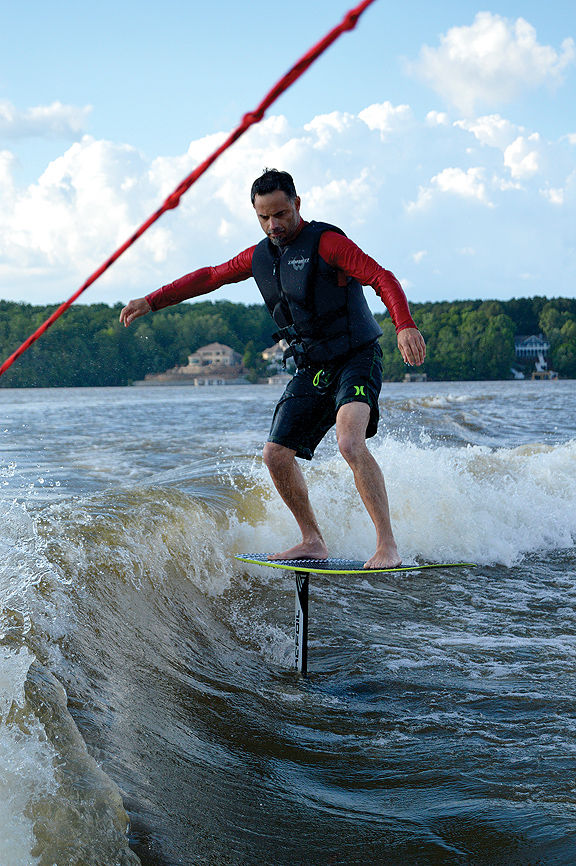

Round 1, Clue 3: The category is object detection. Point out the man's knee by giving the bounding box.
[263,441,295,473]
[337,431,367,465]
[336,402,370,465]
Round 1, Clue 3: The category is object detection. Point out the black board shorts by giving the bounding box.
[267,341,383,460]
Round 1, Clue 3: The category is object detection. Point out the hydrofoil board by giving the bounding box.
[235,554,476,574]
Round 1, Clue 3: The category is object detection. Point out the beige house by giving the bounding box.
[185,342,242,370]
[137,342,244,386]
[261,339,288,365]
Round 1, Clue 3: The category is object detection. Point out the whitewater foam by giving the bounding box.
[229,437,576,568]
[0,497,141,866]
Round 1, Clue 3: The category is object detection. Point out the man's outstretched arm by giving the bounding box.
[119,246,256,326]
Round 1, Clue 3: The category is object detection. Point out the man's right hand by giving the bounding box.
[119,298,151,327]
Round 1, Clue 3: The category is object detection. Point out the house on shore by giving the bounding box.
[183,343,243,374]
[136,342,245,386]
[514,334,550,360]
[261,339,288,366]
[134,340,298,387]
[513,334,558,380]
[260,339,293,384]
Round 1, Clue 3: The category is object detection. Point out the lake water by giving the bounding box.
[1,380,575,865]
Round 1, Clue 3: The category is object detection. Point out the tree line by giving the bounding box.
[0,295,575,388]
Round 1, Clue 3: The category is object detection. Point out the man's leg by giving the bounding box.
[335,402,401,569]
[262,442,328,560]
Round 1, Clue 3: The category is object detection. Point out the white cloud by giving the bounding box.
[303,110,357,148]
[455,116,566,188]
[540,187,564,205]
[0,101,574,307]
[504,134,542,179]
[217,218,234,239]
[0,136,156,281]
[426,111,450,127]
[0,150,16,193]
[455,115,520,150]
[407,166,493,211]
[0,99,91,139]
[358,102,413,137]
[410,13,575,115]
[303,170,375,225]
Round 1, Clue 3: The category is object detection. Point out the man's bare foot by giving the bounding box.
[364,544,402,569]
[268,539,329,561]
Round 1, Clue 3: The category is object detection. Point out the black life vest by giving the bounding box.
[251,221,382,366]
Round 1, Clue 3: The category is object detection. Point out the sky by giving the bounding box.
[0,0,575,312]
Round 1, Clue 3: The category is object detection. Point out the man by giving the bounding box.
[120,169,426,568]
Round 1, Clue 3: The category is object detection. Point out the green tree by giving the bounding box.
[1,295,575,387]
[378,319,407,380]
[242,339,270,382]
[539,300,576,377]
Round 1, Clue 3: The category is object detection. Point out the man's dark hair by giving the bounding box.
[251,169,297,204]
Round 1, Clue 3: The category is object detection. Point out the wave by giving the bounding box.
[1,496,141,865]
[0,653,139,866]
[399,392,491,410]
[231,436,576,568]
[1,435,575,864]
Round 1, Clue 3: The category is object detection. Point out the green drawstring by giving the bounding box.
[313,369,324,387]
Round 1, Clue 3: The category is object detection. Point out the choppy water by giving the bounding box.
[1,380,575,865]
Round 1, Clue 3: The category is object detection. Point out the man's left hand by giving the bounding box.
[397,328,426,366]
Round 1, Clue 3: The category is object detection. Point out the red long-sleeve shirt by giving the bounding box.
[146,222,416,334]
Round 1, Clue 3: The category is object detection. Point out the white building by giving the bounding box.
[514,335,550,359]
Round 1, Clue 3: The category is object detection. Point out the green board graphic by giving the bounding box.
[235,554,477,575]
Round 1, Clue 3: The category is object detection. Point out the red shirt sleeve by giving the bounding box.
[145,246,256,311]
[318,232,416,333]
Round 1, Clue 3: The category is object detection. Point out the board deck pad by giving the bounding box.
[235,554,476,575]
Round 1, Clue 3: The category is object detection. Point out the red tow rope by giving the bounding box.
[0,0,377,378]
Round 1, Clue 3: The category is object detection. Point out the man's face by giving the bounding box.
[253,190,301,247]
